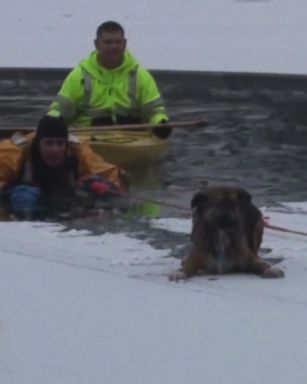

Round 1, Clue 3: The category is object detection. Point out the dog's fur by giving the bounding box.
[169,185,284,281]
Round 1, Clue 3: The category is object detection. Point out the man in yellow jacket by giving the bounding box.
[0,115,128,218]
[49,20,171,139]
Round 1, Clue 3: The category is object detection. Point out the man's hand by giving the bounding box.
[152,120,172,139]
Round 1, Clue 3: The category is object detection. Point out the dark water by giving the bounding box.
[1,68,307,217]
[164,97,307,208]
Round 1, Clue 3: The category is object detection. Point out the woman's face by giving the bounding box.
[38,137,67,167]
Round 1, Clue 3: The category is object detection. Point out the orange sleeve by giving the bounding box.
[70,141,127,191]
[0,138,24,190]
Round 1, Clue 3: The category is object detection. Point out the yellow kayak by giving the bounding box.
[78,130,169,170]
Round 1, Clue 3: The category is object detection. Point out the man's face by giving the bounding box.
[95,30,126,69]
[38,138,67,167]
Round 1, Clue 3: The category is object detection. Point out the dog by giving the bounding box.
[169,185,284,281]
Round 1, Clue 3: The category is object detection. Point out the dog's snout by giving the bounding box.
[216,212,238,229]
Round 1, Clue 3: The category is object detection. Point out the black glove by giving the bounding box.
[153,120,172,139]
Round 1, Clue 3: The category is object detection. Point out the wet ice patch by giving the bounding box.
[1,204,307,285]
[0,221,172,280]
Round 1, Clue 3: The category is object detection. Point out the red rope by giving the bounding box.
[264,222,307,237]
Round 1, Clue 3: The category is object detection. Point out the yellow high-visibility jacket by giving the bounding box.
[0,132,125,191]
[49,50,169,128]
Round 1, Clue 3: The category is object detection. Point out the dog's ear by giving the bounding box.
[191,191,207,210]
[237,188,252,204]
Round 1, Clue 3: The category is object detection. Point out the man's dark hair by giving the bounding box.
[96,21,125,38]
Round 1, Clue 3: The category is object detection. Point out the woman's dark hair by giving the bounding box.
[36,115,68,141]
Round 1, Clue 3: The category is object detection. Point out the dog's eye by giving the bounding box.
[238,190,251,204]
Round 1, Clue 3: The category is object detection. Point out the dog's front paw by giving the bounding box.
[168,270,188,282]
[262,267,285,278]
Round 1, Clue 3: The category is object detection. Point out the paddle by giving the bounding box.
[71,119,208,133]
[0,119,208,133]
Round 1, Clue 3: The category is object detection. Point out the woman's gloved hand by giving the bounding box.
[73,176,129,211]
[7,185,42,216]
[79,176,119,197]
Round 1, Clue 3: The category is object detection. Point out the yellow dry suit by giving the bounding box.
[0,132,125,191]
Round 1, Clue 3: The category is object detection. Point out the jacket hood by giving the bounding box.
[79,49,139,79]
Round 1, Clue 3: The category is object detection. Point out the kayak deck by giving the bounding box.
[79,130,169,170]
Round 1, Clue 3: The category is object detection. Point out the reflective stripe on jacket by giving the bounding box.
[49,50,168,126]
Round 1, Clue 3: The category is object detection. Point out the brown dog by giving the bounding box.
[169,185,284,281]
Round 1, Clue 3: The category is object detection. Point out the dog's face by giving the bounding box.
[191,186,251,234]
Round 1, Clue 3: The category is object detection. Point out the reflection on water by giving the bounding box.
[1,69,307,211]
